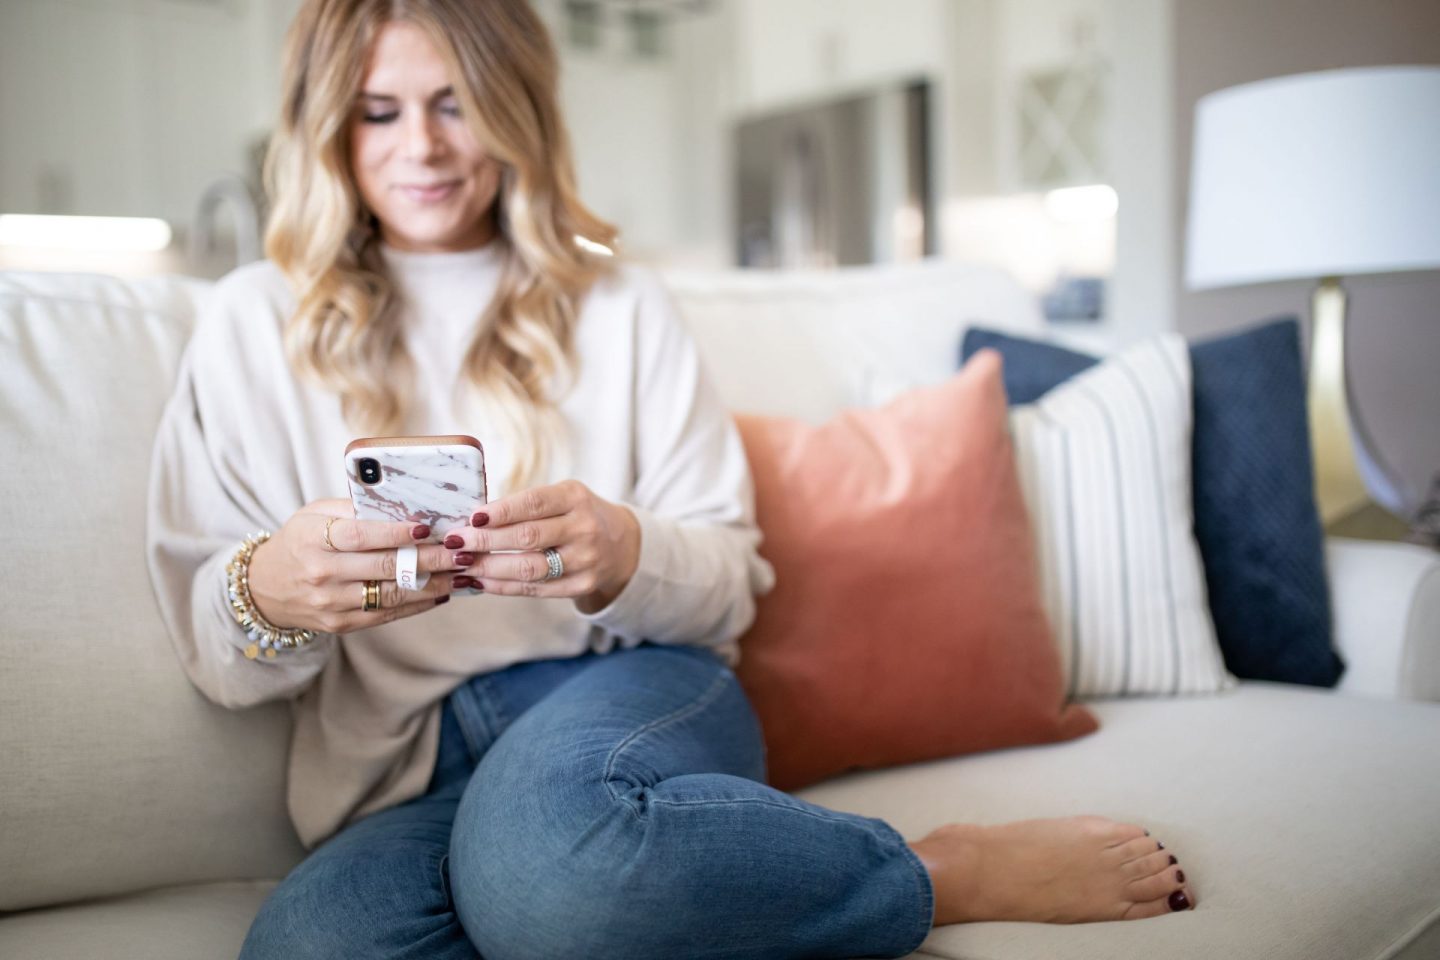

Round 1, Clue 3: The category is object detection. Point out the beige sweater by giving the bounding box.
[146,243,774,847]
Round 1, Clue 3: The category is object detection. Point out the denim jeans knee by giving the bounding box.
[241,826,460,959]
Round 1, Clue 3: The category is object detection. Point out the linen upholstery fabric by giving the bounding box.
[0,272,304,912]
[0,881,277,960]
[1009,335,1231,696]
[962,319,1342,687]
[733,350,1098,791]
[667,258,1046,423]
[5,690,1437,960]
[1328,538,1440,702]
[802,684,1440,960]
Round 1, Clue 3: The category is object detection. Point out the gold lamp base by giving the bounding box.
[1325,500,1413,541]
[1306,277,1410,542]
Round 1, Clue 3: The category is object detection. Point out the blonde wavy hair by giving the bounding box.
[263,0,617,493]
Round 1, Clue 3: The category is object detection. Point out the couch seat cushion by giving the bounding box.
[4,687,1434,960]
[796,683,1440,960]
[0,880,276,960]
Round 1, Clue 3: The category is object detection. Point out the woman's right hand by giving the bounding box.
[246,498,463,634]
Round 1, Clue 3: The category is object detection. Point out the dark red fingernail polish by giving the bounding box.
[471,511,490,527]
[1168,891,1189,912]
[411,524,431,540]
[1175,869,1185,883]
[435,595,450,605]
[454,552,476,567]
[452,575,475,589]
[443,535,464,549]
[1169,855,1178,865]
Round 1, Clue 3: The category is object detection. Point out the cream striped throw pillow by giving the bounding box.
[1009,334,1233,697]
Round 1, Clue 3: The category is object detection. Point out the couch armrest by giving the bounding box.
[1327,536,1440,702]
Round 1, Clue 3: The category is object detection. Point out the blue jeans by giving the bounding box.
[240,643,934,959]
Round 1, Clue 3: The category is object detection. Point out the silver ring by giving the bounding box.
[543,547,564,581]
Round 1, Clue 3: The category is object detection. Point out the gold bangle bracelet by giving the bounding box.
[225,531,317,660]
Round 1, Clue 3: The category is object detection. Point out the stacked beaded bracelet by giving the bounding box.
[225,531,316,660]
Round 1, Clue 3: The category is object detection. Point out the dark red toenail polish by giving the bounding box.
[1157,841,1165,850]
[1169,855,1178,865]
[1168,890,1189,912]
[1175,870,1185,883]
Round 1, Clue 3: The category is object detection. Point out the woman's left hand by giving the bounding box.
[442,479,641,613]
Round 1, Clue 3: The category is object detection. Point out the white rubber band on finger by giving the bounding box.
[396,545,430,592]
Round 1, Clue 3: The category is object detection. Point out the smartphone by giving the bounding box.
[344,435,487,543]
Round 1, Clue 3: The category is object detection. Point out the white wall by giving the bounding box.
[731,0,948,115]
[1107,0,1175,345]
[0,0,293,227]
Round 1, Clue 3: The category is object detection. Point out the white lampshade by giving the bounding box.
[1186,65,1440,290]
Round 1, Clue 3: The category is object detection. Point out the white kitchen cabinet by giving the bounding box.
[733,0,949,114]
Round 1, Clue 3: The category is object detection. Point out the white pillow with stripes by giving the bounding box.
[1009,333,1234,697]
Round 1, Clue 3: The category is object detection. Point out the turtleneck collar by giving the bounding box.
[378,239,504,275]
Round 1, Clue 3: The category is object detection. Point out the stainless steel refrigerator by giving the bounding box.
[735,80,932,269]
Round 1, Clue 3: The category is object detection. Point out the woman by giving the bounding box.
[146,1,1195,957]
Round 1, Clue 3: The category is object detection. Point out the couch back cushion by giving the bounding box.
[666,258,1044,422]
[0,271,304,912]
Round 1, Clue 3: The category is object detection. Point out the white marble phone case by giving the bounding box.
[344,435,487,543]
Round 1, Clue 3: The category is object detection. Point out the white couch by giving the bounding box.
[1,261,1438,960]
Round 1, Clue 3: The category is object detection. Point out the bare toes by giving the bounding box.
[1110,835,1162,865]
[1123,848,1178,880]
[1122,895,1174,921]
[1122,886,1195,921]
[1099,821,1150,847]
[1128,866,1186,902]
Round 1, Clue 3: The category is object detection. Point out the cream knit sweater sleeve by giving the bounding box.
[146,271,335,710]
[577,271,775,662]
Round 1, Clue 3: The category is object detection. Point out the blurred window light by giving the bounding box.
[0,214,173,253]
[1043,184,1118,223]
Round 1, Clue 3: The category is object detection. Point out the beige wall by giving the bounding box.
[1173,0,1440,509]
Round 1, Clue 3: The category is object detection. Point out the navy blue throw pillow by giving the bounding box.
[961,320,1342,687]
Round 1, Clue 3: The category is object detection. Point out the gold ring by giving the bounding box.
[323,516,339,552]
[362,580,381,611]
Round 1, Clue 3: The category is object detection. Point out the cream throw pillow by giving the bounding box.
[1012,334,1234,697]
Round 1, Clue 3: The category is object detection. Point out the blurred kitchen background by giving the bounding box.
[0,0,1436,498]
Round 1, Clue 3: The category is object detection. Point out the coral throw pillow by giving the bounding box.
[734,350,1098,791]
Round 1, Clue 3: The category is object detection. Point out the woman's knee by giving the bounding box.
[448,830,659,960]
[447,752,648,958]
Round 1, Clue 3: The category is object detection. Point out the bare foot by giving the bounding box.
[908,816,1196,925]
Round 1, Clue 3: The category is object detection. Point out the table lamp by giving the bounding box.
[1185,65,1440,540]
